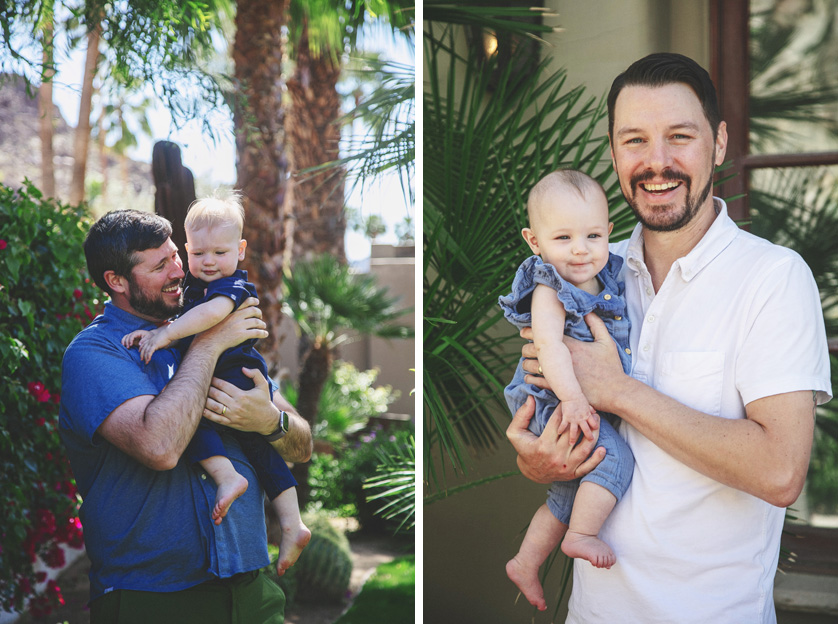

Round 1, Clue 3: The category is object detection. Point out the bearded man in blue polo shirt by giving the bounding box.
[59,209,312,624]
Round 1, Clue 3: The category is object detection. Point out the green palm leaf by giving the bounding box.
[423,25,626,490]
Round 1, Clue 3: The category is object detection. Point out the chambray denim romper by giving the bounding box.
[499,254,634,524]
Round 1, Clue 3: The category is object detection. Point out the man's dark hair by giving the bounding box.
[607,52,722,141]
[84,210,173,295]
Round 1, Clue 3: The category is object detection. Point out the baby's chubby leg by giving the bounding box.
[506,503,568,611]
[271,487,312,576]
[560,481,618,569]
[201,455,250,526]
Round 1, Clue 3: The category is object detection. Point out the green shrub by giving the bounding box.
[0,181,100,616]
[308,427,413,532]
[314,361,398,446]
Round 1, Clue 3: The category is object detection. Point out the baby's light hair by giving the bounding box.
[185,190,245,235]
[527,169,606,226]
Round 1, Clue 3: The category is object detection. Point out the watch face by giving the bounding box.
[279,410,288,433]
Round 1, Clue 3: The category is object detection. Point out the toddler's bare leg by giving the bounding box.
[561,482,618,569]
[506,504,567,612]
[271,487,312,576]
[200,455,249,526]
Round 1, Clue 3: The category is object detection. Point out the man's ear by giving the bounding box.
[714,120,728,166]
[238,239,247,261]
[521,228,540,255]
[103,270,128,294]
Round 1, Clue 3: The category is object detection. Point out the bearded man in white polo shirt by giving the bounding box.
[508,53,832,623]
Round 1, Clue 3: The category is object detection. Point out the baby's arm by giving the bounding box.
[530,285,598,445]
[130,296,236,363]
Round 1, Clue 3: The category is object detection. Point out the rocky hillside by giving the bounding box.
[0,73,155,216]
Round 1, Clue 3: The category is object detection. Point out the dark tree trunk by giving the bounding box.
[233,0,292,377]
[286,20,346,263]
[152,141,196,270]
[290,342,333,505]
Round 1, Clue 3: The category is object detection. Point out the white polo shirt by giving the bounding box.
[567,199,832,624]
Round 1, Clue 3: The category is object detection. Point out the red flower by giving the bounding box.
[27,380,51,402]
[72,288,83,300]
[43,545,65,569]
[0,239,6,250]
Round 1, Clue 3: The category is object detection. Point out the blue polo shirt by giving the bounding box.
[59,302,270,602]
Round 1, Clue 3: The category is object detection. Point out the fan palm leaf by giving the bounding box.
[423,23,626,491]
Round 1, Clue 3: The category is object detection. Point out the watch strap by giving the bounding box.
[264,410,288,442]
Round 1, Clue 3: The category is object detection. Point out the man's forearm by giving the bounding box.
[607,375,814,507]
[142,338,222,467]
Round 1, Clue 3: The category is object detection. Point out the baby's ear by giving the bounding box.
[238,239,247,260]
[608,222,614,235]
[521,228,540,255]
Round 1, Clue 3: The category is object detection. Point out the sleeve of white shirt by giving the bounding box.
[734,250,832,407]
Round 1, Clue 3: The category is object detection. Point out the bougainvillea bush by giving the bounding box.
[0,181,102,616]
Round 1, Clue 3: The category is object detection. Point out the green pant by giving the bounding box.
[89,571,285,624]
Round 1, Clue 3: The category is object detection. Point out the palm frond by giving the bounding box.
[307,57,415,205]
[282,254,413,347]
[423,25,624,489]
[364,435,415,532]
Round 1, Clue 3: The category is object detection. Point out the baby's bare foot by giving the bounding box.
[276,522,312,577]
[561,531,616,569]
[505,555,547,611]
[211,473,249,526]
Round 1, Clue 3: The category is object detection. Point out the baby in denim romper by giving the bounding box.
[499,170,634,612]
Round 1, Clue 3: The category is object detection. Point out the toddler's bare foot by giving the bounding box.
[505,555,547,611]
[211,473,249,525]
[276,521,312,577]
[561,530,616,569]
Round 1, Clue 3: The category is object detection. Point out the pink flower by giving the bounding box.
[0,239,6,250]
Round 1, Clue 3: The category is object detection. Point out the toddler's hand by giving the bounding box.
[556,398,599,445]
[122,329,149,349]
[138,328,172,364]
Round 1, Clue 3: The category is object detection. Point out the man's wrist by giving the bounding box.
[264,409,288,441]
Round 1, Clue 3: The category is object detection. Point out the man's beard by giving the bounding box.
[126,275,183,320]
[625,166,714,232]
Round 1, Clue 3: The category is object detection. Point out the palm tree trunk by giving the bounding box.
[70,23,101,205]
[286,20,346,263]
[38,17,55,199]
[233,0,292,375]
[96,88,109,200]
[291,342,333,505]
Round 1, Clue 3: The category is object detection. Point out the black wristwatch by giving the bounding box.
[264,410,289,442]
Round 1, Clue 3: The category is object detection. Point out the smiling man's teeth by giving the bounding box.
[643,181,680,192]
[162,285,179,293]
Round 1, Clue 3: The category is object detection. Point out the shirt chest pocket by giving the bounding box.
[657,351,725,417]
